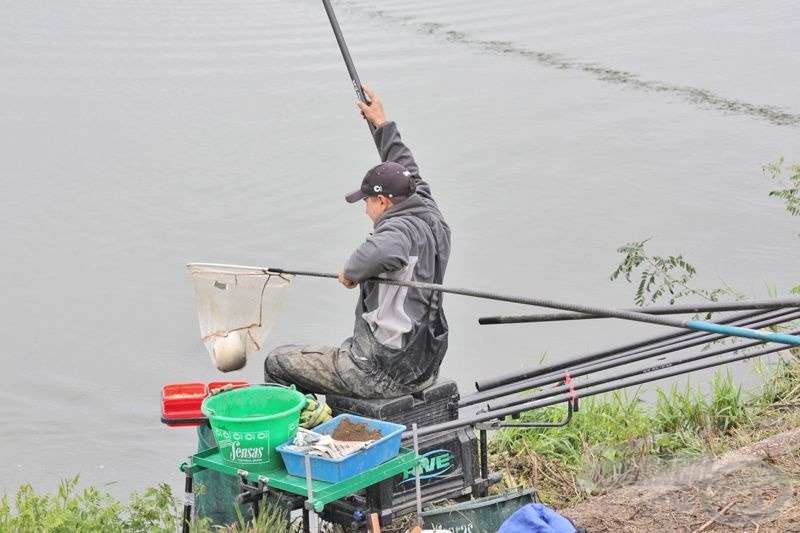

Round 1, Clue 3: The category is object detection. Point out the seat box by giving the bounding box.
[326,377,459,428]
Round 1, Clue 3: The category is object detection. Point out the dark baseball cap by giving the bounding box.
[345,161,417,203]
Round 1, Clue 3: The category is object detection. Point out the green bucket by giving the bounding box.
[200,385,306,472]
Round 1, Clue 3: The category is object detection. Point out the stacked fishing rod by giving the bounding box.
[410,298,800,437]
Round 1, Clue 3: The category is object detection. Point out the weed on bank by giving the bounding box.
[0,475,296,533]
[488,350,800,508]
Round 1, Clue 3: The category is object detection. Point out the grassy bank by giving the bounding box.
[0,475,295,533]
[4,351,798,531]
[487,349,800,510]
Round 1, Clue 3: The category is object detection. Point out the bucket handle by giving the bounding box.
[256,382,310,404]
[203,382,302,418]
[254,382,298,391]
[209,382,297,395]
[257,382,317,403]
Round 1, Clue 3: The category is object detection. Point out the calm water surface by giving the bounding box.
[1,0,799,498]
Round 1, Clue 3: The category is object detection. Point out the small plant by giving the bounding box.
[0,476,180,533]
[214,498,294,533]
[764,157,800,293]
[764,157,800,220]
[754,349,800,407]
[653,380,708,436]
[610,239,741,307]
[125,483,186,532]
[707,370,745,433]
[650,370,746,456]
[0,475,297,533]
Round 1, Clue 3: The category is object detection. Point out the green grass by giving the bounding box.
[4,353,798,529]
[488,354,800,507]
[0,475,296,533]
[493,389,652,466]
[0,476,179,533]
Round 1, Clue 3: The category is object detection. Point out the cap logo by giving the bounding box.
[373,185,383,193]
[403,171,411,177]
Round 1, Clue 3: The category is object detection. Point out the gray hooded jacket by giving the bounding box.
[342,121,451,387]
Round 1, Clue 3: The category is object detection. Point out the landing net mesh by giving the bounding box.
[187,263,294,371]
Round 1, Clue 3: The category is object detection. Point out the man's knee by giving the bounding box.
[263,354,279,379]
[264,344,300,382]
[267,344,305,358]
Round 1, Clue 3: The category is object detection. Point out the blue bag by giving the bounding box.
[497,502,578,533]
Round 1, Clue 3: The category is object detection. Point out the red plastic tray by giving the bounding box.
[161,382,206,427]
[160,381,250,427]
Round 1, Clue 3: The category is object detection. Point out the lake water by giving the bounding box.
[2,0,799,500]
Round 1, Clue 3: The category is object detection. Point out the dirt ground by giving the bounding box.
[560,428,800,532]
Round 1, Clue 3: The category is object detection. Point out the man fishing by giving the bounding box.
[264,85,451,399]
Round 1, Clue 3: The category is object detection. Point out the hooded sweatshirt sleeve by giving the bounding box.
[373,121,436,204]
[343,221,412,282]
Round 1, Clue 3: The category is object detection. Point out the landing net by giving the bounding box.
[187,263,294,371]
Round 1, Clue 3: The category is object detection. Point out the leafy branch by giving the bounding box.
[610,239,740,307]
[764,158,800,294]
[764,157,800,219]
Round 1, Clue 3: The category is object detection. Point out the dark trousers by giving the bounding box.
[263,338,436,399]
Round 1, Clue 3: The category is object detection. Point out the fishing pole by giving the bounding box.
[320,0,376,136]
[485,324,800,412]
[461,308,799,407]
[478,297,800,325]
[265,266,800,348]
[471,307,798,395]
[409,338,793,439]
[463,309,797,408]
[545,309,800,383]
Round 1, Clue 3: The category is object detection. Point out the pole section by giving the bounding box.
[478,297,800,325]
[320,0,376,136]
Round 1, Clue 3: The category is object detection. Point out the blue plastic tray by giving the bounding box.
[276,414,406,483]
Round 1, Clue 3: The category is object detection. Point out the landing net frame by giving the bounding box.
[187,263,294,369]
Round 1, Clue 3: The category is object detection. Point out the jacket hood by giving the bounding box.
[373,194,427,227]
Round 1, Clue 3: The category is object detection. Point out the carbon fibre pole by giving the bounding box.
[461,308,798,407]
[469,307,797,397]
[192,263,800,350]
[260,265,800,348]
[406,338,793,439]
[485,324,800,412]
[478,297,800,325]
[320,0,376,137]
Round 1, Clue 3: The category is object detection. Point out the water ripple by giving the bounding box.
[345,3,800,127]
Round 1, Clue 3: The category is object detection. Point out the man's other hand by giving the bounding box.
[338,270,357,289]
